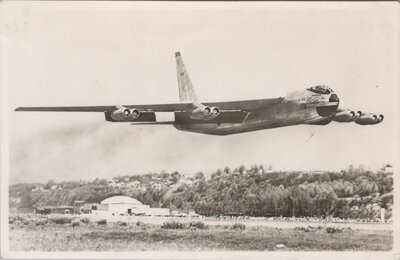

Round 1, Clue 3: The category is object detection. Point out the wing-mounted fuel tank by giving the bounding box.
[105,106,155,122]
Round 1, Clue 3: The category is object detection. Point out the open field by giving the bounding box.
[86,215,393,231]
[8,215,392,251]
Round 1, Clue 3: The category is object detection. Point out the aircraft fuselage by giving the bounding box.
[174,88,339,135]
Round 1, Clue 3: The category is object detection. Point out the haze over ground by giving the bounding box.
[1,2,399,184]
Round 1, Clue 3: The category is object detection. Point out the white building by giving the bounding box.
[100,196,146,215]
[94,195,171,216]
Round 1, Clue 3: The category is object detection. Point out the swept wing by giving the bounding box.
[15,98,282,113]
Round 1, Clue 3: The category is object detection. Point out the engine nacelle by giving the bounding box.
[355,111,362,118]
[110,107,140,121]
[372,114,384,124]
[332,109,356,122]
[210,106,220,117]
[190,105,220,120]
[355,113,379,125]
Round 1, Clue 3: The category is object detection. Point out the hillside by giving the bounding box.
[9,165,393,220]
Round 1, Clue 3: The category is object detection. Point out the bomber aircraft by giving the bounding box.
[15,52,384,135]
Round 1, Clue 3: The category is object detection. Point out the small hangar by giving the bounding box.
[82,195,170,216]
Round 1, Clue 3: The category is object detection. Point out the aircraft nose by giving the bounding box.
[329,93,339,102]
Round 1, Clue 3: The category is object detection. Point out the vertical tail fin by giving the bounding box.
[175,52,198,102]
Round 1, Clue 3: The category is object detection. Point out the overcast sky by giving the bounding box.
[1,2,399,184]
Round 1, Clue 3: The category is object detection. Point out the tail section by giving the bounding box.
[175,52,198,102]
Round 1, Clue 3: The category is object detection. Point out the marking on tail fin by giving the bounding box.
[175,52,198,102]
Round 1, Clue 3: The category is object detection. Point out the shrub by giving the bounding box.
[231,223,246,230]
[117,221,127,226]
[136,221,144,226]
[10,215,29,225]
[294,226,324,232]
[326,227,343,234]
[71,219,80,227]
[215,224,230,229]
[97,219,107,225]
[49,215,74,224]
[79,217,91,225]
[189,221,208,230]
[35,218,50,226]
[161,221,185,229]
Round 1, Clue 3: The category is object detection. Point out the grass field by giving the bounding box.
[8,217,392,251]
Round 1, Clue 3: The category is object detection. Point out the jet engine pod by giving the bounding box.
[190,105,220,120]
[332,109,356,122]
[204,106,212,116]
[211,107,220,117]
[130,109,140,118]
[110,107,140,121]
[355,113,379,125]
[371,114,384,124]
[123,108,131,116]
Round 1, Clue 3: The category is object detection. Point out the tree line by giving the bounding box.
[9,164,393,220]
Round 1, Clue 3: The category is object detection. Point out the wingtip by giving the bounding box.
[175,51,181,57]
[15,107,22,111]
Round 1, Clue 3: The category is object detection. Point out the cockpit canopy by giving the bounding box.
[308,85,333,95]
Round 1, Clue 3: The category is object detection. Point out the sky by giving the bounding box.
[1,2,399,184]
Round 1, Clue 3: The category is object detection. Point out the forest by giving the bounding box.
[9,164,393,220]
